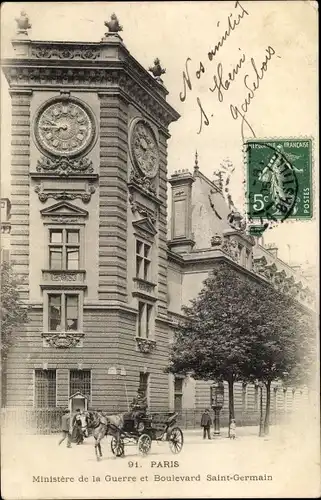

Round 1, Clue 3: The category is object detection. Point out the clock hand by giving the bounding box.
[40,125,60,130]
[40,124,68,131]
[43,119,57,126]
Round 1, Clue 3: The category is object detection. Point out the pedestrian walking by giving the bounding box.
[58,408,72,448]
[229,418,236,439]
[72,408,84,444]
[201,408,212,440]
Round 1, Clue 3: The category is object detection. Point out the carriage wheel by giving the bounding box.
[138,434,152,455]
[110,436,124,457]
[168,427,184,454]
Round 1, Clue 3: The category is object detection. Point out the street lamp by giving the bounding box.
[210,381,224,437]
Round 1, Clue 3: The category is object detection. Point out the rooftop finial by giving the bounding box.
[104,13,123,35]
[194,150,199,171]
[148,58,166,82]
[15,10,31,37]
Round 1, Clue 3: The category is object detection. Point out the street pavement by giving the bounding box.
[1,421,320,499]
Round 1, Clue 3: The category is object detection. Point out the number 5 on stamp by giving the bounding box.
[245,139,313,221]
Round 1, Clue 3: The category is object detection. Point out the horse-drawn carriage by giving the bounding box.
[87,410,184,460]
[110,411,184,457]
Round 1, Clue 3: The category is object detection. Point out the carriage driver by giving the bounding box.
[130,389,148,429]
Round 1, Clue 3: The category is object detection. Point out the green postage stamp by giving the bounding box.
[245,139,312,225]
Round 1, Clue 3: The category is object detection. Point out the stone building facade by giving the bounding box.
[1,198,11,263]
[166,161,315,422]
[1,15,315,423]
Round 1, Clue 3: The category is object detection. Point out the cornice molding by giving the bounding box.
[2,62,179,129]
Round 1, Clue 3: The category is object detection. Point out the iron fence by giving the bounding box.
[1,407,291,435]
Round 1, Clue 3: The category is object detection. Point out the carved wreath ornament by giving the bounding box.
[43,333,83,348]
[36,156,93,177]
[135,337,156,354]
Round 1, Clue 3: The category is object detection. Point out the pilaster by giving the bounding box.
[9,89,32,300]
[98,92,129,302]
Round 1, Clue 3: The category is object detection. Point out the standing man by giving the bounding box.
[72,408,84,444]
[130,389,148,430]
[201,408,212,440]
[58,408,72,448]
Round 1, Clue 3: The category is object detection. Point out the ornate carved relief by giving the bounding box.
[129,195,157,223]
[253,256,268,276]
[129,170,157,196]
[35,182,95,203]
[135,337,156,354]
[36,156,94,177]
[274,270,287,290]
[221,237,240,263]
[42,332,84,348]
[42,270,85,283]
[211,233,223,247]
[32,45,100,60]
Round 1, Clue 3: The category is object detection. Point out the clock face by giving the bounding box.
[35,99,95,157]
[131,120,159,178]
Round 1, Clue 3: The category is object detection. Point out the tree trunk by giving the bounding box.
[259,385,264,437]
[227,376,235,437]
[264,380,271,435]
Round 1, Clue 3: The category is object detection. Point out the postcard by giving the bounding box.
[0,1,319,499]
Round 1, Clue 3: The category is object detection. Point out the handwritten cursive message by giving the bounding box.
[179,1,278,142]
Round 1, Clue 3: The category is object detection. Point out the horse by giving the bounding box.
[86,410,125,461]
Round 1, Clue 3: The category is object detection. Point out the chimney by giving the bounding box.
[168,169,195,253]
[266,243,278,258]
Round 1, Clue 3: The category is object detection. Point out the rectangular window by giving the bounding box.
[136,240,151,281]
[254,385,259,410]
[242,383,247,411]
[137,301,153,338]
[138,302,145,337]
[48,293,80,332]
[49,294,62,331]
[174,377,183,412]
[146,304,152,338]
[139,372,149,398]
[69,370,91,399]
[1,249,10,263]
[34,369,56,407]
[49,228,80,270]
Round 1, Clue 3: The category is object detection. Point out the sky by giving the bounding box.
[0,1,318,266]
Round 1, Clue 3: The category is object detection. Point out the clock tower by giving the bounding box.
[2,12,179,411]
